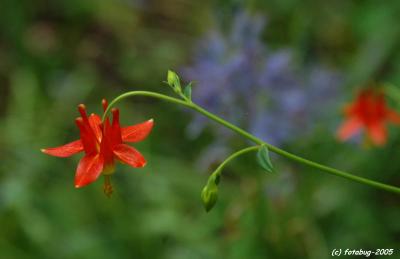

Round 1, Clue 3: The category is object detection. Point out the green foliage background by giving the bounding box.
[1,0,400,258]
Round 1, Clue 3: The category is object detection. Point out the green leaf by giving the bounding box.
[257,145,274,173]
[183,82,192,101]
[201,179,218,212]
[166,70,181,92]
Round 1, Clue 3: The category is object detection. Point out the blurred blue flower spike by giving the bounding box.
[181,11,343,146]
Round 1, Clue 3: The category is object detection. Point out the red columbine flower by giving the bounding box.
[42,99,154,195]
[337,88,400,146]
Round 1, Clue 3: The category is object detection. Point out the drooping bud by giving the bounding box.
[201,182,218,212]
[201,173,220,212]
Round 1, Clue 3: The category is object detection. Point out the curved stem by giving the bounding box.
[213,146,260,177]
[104,91,400,194]
[102,91,191,122]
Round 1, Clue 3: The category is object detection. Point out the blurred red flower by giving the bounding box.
[337,88,400,146]
[42,99,153,192]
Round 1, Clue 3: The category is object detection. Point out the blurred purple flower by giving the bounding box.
[181,11,343,146]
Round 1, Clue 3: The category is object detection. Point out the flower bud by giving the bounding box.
[201,180,218,212]
[167,70,181,92]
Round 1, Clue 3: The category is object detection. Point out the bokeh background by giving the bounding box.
[1,1,400,258]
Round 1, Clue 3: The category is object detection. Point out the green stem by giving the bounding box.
[102,91,190,122]
[103,91,400,194]
[213,146,260,178]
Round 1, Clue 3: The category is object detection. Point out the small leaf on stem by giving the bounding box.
[184,82,192,101]
[257,145,274,173]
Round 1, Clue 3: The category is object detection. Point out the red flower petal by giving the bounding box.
[367,122,387,146]
[89,113,102,142]
[41,140,84,157]
[75,117,98,155]
[100,131,116,170]
[110,108,122,145]
[122,119,154,143]
[337,117,362,141]
[113,144,146,168]
[75,154,104,188]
